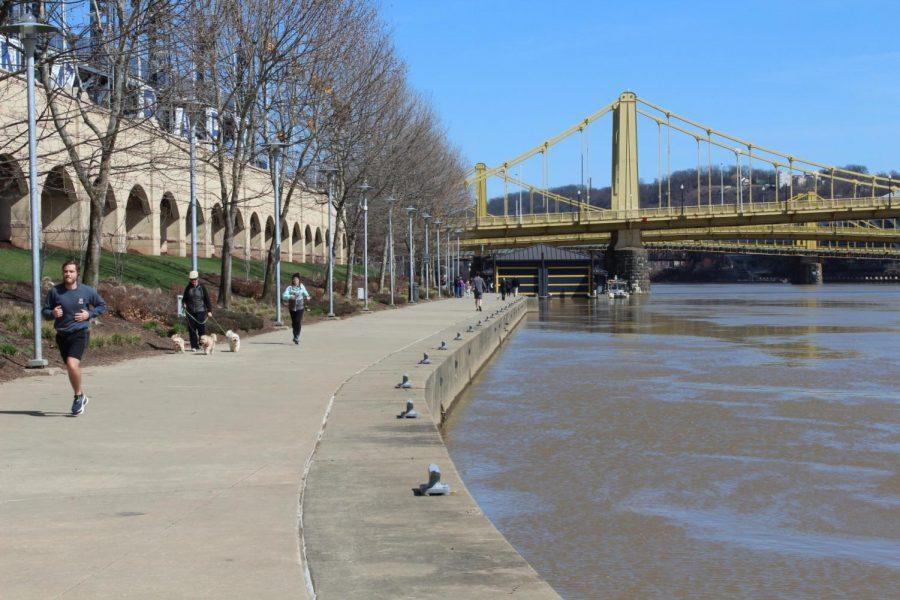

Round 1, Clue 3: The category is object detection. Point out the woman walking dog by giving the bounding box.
[181,271,213,352]
[283,273,311,345]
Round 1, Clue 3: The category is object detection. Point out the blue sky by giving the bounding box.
[380,0,900,189]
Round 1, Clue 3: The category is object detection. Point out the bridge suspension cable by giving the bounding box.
[638,96,899,196]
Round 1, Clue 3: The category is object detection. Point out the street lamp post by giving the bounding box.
[319,166,339,317]
[422,213,431,300]
[359,181,372,311]
[1,12,59,368]
[263,141,289,326]
[406,207,417,302]
[183,100,199,272]
[455,229,462,284]
[680,183,685,216]
[445,226,451,296]
[434,219,442,298]
[387,196,396,306]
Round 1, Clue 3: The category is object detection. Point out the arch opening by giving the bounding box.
[304,225,313,263]
[41,166,81,250]
[249,213,262,260]
[314,227,324,264]
[291,223,303,262]
[0,154,27,245]
[185,202,207,257]
[159,192,182,256]
[125,185,153,254]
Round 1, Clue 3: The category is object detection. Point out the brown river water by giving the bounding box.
[443,284,900,599]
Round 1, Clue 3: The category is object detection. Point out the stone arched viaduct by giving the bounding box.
[0,77,344,266]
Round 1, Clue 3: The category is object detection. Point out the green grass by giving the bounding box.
[0,247,361,291]
[89,332,142,349]
[0,343,17,356]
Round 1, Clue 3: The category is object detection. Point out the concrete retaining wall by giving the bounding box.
[302,298,558,598]
[424,298,528,425]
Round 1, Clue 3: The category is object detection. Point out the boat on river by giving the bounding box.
[607,277,629,299]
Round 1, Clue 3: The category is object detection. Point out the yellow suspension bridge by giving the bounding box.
[461,91,900,290]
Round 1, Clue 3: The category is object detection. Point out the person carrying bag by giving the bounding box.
[282,273,312,345]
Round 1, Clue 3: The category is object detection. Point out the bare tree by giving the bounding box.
[29,0,186,285]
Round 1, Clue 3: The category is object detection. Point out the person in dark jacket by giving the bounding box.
[511,277,520,297]
[181,270,213,352]
[500,277,509,300]
[42,259,107,415]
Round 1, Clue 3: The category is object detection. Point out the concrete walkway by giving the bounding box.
[0,299,496,599]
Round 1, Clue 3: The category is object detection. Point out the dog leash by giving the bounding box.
[184,311,228,335]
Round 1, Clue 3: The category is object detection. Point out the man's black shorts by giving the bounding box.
[56,329,89,361]
[474,292,483,299]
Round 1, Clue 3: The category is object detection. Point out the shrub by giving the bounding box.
[231,277,263,299]
[165,323,187,337]
[90,333,141,349]
[373,292,405,306]
[142,320,160,330]
[211,309,264,332]
[0,343,17,356]
[98,282,172,321]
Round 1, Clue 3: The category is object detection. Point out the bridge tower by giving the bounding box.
[605,91,650,292]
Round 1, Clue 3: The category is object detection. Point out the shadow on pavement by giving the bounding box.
[0,410,74,417]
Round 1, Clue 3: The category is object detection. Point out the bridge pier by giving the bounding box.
[791,258,824,285]
[605,230,650,293]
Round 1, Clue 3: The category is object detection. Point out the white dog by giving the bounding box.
[199,333,218,355]
[225,329,240,353]
[171,334,186,353]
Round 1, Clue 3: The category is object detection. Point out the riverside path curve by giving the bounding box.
[0,296,556,599]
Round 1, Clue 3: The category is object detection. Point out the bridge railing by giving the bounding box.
[470,195,897,229]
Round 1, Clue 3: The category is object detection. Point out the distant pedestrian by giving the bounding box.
[182,270,213,352]
[42,259,107,416]
[283,273,311,345]
[500,277,508,300]
[512,277,520,297]
[472,273,487,311]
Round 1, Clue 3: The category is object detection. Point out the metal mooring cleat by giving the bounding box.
[397,399,419,419]
[395,374,412,389]
[419,353,431,365]
[418,463,450,496]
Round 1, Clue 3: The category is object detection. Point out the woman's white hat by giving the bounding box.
[188,270,199,279]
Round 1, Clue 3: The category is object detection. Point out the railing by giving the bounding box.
[468,195,898,230]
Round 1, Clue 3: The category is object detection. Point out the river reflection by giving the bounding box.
[443,284,900,599]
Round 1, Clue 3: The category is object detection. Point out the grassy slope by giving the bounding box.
[0,247,358,291]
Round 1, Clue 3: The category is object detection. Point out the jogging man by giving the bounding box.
[42,259,107,416]
[181,270,213,352]
[472,272,487,311]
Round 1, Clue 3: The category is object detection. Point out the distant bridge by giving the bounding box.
[462,91,900,288]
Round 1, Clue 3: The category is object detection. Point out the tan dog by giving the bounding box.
[199,333,218,355]
[171,334,186,353]
[225,330,240,353]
